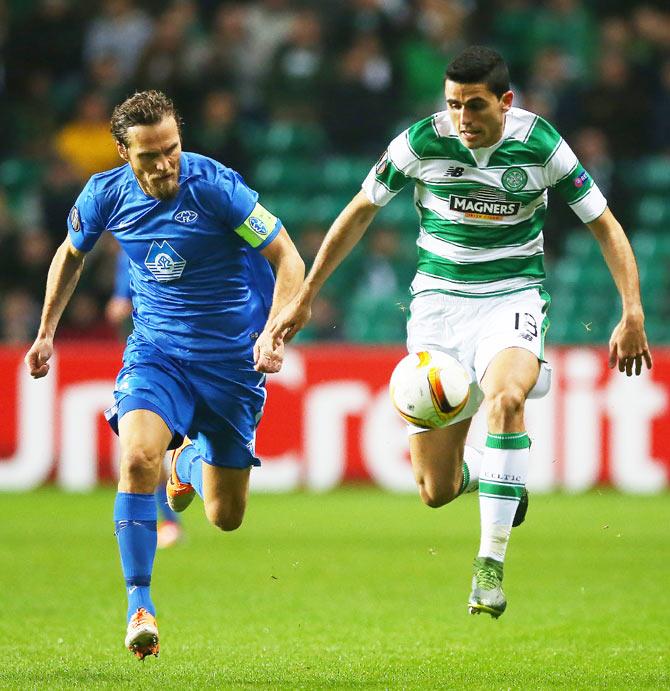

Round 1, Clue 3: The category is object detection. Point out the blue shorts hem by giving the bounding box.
[105,395,184,450]
[200,448,261,469]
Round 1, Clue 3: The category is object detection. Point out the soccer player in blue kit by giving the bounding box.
[24,91,305,660]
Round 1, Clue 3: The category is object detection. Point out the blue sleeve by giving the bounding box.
[67,177,106,252]
[219,168,259,229]
[114,251,131,299]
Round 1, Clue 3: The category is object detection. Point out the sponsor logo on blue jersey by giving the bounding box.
[249,216,268,235]
[144,241,186,282]
[174,209,198,223]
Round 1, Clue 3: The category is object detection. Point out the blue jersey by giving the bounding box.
[68,152,280,363]
[113,251,131,300]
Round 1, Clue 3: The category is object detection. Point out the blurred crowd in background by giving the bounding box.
[1,0,670,345]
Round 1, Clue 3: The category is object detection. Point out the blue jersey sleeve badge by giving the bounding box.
[234,202,280,248]
[70,206,81,231]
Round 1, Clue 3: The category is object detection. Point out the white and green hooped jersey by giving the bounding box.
[362,107,607,298]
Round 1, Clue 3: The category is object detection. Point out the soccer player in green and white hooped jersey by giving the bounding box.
[270,46,652,617]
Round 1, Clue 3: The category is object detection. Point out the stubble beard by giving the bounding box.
[150,177,180,200]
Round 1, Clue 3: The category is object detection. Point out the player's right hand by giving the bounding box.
[24,337,54,379]
[269,297,312,348]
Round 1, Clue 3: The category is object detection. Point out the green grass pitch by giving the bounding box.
[0,487,668,689]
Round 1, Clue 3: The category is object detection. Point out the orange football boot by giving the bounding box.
[125,608,159,660]
[166,437,196,513]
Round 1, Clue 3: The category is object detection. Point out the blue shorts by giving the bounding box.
[105,334,266,469]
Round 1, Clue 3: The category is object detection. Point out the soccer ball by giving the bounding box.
[389,350,470,429]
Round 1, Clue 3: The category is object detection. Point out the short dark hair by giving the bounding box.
[110,90,182,147]
[445,46,510,98]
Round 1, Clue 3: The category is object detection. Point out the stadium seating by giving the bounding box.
[635,196,670,229]
[344,290,410,343]
[247,122,327,156]
[548,215,670,343]
[0,157,44,213]
[630,156,670,192]
[321,157,371,192]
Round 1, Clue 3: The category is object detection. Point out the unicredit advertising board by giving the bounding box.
[0,344,668,493]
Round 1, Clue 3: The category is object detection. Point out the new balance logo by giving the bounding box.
[144,241,186,282]
[444,166,465,177]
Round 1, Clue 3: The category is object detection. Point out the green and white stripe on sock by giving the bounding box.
[458,445,482,496]
[478,432,530,562]
[485,432,532,450]
[478,479,525,501]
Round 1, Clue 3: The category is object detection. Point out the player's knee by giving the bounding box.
[205,501,245,532]
[120,446,162,488]
[486,386,526,426]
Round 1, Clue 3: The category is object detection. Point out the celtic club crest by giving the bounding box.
[501,167,528,192]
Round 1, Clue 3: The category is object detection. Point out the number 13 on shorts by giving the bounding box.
[514,312,538,342]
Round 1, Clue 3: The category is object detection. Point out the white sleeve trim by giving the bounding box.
[361,170,395,206]
[570,184,608,223]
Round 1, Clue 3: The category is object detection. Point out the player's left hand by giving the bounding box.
[253,330,284,373]
[25,335,54,379]
[608,313,652,376]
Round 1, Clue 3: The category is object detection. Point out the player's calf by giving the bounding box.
[409,420,476,508]
[417,473,461,508]
[204,499,245,532]
[414,447,482,507]
[201,465,250,532]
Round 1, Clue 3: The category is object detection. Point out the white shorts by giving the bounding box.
[405,288,552,433]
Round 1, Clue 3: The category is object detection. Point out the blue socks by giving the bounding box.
[114,492,157,622]
[155,483,180,524]
[175,444,204,498]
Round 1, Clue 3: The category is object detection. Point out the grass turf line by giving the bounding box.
[0,487,667,689]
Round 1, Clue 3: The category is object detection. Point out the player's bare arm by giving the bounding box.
[269,191,380,345]
[254,226,305,373]
[587,207,652,376]
[24,237,86,379]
